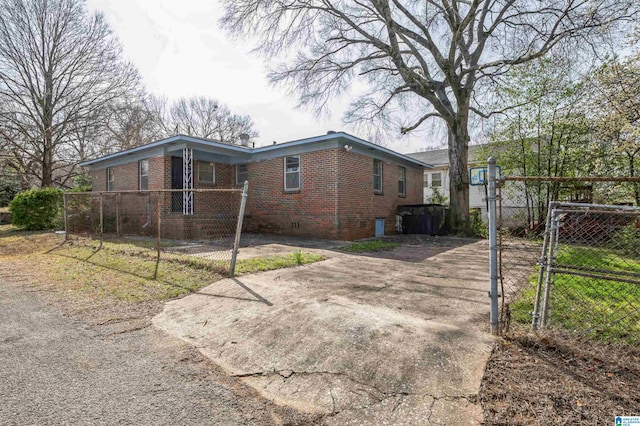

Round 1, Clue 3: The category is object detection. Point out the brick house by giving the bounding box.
[80,132,431,240]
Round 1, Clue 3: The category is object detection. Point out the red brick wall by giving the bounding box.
[243,148,422,240]
[89,150,422,241]
[335,150,422,240]
[90,156,166,192]
[243,149,340,238]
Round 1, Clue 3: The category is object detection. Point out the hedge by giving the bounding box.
[9,187,63,230]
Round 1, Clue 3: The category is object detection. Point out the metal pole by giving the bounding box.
[154,192,161,280]
[540,209,559,328]
[230,181,249,277]
[116,193,121,237]
[487,157,499,335]
[99,194,104,235]
[63,192,68,241]
[532,201,556,329]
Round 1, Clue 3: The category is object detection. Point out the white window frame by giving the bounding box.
[106,167,114,191]
[398,166,406,196]
[284,156,300,191]
[236,164,248,186]
[373,159,383,193]
[198,162,215,184]
[139,159,149,190]
[431,172,442,188]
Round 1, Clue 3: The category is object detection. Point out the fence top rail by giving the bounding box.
[551,202,640,212]
[66,188,244,195]
[502,176,640,182]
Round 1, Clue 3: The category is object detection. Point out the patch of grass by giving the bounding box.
[1,232,326,304]
[235,252,324,275]
[0,225,63,256]
[340,240,400,253]
[511,244,640,345]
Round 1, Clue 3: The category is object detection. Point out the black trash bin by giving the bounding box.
[397,204,448,235]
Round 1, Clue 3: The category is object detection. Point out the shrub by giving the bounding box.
[9,187,63,230]
[469,208,488,238]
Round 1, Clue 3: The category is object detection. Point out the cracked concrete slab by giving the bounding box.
[153,237,494,424]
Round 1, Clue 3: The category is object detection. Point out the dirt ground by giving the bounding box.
[480,324,640,425]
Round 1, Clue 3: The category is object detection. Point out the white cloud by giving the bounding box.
[85,0,432,153]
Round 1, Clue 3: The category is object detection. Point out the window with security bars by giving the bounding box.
[284,156,300,191]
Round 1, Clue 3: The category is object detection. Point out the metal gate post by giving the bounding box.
[230,181,249,277]
[487,157,499,335]
[63,192,68,241]
[532,201,556,329]
[539,208,559,328]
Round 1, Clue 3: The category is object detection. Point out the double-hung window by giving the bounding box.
[398,166,406,196]
[139,160,149,190]
[373,159,383,193]
[106,167,114,191]
[284,156,300,191]
[431,172,442,188]
[236,164,248,186]
[198,162,215,184]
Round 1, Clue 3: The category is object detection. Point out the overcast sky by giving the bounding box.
[84,0,435,153]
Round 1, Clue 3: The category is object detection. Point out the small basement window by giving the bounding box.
[236,164,248,186]
[398,166,406,196]
[284,156,300,191]
[373,159,383,193]
[198,162,215,183]
[139,159,149,190]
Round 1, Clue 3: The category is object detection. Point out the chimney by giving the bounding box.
[239,133,250,147]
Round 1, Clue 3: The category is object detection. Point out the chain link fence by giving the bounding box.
[61,186,248,277]
[494,176,640,346]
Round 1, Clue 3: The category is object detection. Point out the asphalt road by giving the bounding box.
[0,277,309,425]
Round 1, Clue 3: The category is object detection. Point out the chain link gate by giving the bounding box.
[486,166,640,344]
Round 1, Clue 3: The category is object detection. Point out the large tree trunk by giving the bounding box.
[447,121,470,234]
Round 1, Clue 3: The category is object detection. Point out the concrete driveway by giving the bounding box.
[153,236,494,425]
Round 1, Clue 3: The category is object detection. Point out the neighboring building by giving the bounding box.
[407,145,489,212]
[79,132,430,240]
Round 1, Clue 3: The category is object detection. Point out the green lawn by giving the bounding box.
[511,244,640,346]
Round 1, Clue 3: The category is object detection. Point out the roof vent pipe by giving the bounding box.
[327,130,336,134]
[239,133,250,147]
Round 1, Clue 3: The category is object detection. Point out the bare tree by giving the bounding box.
[103,95,164,151]
[0,0,140,187]
[221,0,637,231]
[163,96,258,144]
